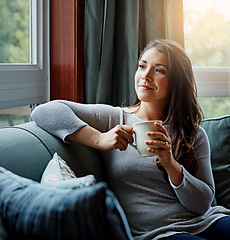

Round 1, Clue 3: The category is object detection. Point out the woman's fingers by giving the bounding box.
[113,125,134,150]
[146,122,171,145]
[102,125,134,151]
[145,122,172,160]
[146,139,171,150]
[114,125,134,142]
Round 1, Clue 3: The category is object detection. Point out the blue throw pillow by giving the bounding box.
[0,167,133,240]
[0,215,7,240]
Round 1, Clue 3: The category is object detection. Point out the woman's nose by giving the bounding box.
[142,72,153,82]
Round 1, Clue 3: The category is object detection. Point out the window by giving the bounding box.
[0,105,31,127]
[0,0,30,64]
[0,0,49,110]
[183,0,230,118]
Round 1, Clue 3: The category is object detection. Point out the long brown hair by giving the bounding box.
[133,39,203,175]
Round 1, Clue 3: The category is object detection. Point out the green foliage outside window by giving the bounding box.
[0,0,30,63]
[183,1,230,67]
[198,97,230,119]
[183,0,230,118]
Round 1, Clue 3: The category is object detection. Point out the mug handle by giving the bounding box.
[128,128,137,149]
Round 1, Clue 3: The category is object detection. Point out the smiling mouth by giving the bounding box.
[138,85,155,90]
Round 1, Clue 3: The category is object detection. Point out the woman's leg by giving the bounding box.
[198,216,230,240]
[160,233,206,240]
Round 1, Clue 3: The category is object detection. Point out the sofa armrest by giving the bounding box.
[201,115,230,208]
[0,122,106,182]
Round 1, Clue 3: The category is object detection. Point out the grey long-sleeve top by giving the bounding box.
[31,100,230,240]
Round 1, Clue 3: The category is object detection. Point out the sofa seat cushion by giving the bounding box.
[0,167,132,240]
[202,116,230,208]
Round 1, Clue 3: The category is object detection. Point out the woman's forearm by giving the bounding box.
[67,124,134,152]
[164,160,183,186]
[171,167,214,214]
[67,125,102,149]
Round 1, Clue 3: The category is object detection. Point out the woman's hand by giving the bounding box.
[145,122,173,167]
[67,124,133,152]
[146,122,183,186]
[97,125,134,151]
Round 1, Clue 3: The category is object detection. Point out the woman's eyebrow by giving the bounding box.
[139,59,168,69]
[156,63,168,69]
[139,59,147,63]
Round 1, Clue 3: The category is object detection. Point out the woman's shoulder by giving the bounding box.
[193,125,210,149]
[197,125,208,138]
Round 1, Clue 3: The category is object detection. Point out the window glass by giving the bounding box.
[0,0,49,110]
[0,105,31,127]
[183,0,230,67]
[183,0,230,118]
[198,97,230,119]
[0,0,30,64]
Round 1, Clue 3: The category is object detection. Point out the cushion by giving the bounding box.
[0,216,7,240]
[0,167,133,240]
[201,116,230,208]
[41,153,96,189]
[41,153,77,181]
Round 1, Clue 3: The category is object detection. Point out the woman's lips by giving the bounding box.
[138,85,154,90]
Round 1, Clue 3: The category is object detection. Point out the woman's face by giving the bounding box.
[135,47,170,105]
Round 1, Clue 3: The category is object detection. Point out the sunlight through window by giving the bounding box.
[183,0,230,118]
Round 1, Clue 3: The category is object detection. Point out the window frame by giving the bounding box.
[0,0,50,109]
[182,0,230,98]
[193,67,230,97]
[50,0,84,102]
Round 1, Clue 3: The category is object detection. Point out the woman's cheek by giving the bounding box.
[134,73,140,91]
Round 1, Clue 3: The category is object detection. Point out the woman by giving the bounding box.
[32,39,230,240]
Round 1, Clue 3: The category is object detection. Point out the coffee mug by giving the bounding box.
[129,120,162,157]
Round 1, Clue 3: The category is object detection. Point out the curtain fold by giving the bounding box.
[165,0,184,47]
[84,0,139,106]
[139,0,184,51]
[84,0,184,106]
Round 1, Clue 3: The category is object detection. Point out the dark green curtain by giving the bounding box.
[84,0,139,106]
[84,0,184,106]
[138,0,184,51]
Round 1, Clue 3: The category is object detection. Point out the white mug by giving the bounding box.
[129,120,162,157]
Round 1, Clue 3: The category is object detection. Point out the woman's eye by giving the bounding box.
[138,64,145,69]
[155,68,165,74]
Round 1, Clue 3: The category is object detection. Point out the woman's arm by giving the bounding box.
[31,100,91,141]
[67,124,134,151]
[146,124,214,214]
[170,127,215,214]
[145,122,184,186]
[31,100,134,151]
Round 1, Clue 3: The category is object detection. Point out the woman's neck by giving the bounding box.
[132,101,167,121]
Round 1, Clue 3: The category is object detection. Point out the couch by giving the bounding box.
[0,121,133,240]
[0,115,229,239]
